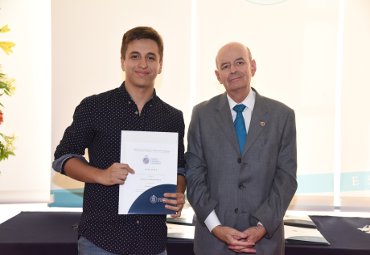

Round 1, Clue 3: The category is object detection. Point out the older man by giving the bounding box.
[186,42,297,255]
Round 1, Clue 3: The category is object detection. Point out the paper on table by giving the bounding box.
[167,223,195,239]
[118,131,178,215]
[284,215,330,245]
[284,225,330,245]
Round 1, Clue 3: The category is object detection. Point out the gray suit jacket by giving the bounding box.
[186,89,297,255]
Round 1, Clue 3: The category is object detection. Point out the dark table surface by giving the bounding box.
[0,211,369,255]
[309,215,370,254]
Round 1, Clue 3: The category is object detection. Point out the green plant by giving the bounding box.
[0,24,15,161]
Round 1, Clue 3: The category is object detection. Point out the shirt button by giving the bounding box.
[237,158,242,163]
[234,208,239,214]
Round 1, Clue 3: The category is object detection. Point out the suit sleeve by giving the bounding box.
[185,105,218,223]
[252,109,298,237]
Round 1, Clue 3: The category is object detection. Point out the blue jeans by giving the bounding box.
[78,236,167,255]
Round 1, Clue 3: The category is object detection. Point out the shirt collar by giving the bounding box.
[227,88,256,111]
[120,82,159,104]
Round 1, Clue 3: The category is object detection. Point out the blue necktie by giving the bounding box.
[233,104,247,153]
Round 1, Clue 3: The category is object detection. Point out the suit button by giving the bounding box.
[234,208,239,214]
[237,158,242,163]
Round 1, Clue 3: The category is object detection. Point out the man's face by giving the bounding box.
[215,43,256,97]
[121,39,162,89]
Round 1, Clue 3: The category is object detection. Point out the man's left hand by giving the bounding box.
[228,225,267,253]
[163,192,185,218]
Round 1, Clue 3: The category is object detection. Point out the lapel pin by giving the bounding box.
[260,121,266,127]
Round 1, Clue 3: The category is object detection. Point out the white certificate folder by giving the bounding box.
[118,131,178,215]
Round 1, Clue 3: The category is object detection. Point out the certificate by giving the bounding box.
[118,130,178,214]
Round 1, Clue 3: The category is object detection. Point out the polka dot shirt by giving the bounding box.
[54,83,185,254]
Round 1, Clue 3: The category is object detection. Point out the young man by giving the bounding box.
[186,42,297,255]
[53,26,186,255]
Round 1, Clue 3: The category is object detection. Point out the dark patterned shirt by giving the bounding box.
[53,83,185,254]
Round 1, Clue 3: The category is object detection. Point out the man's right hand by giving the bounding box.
[99,163,135,186]
[64,158,135,186]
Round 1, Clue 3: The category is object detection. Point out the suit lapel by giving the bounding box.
[214,93,240,153]
[244,92,269,154]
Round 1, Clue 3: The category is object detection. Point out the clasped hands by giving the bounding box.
[100,163,185,217]
[212,225,267,254]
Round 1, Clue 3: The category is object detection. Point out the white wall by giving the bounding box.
[0,0,369,211]
[0,0,51,202]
